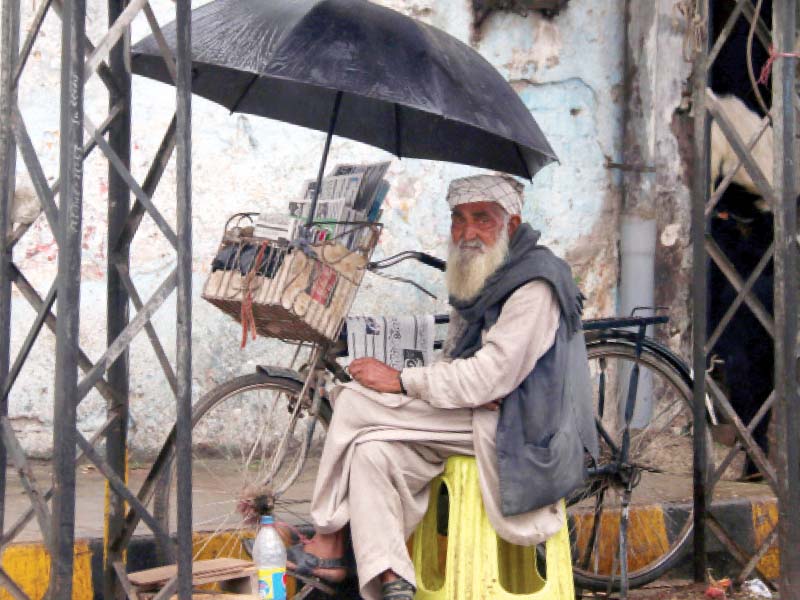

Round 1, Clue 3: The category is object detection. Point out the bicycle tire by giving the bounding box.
[568,337,708,591]
[153,370,332,562]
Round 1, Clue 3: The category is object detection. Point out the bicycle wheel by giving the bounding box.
[154,370,332,561]
[568,338,708,591]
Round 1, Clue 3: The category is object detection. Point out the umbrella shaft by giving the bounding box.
[306,90,343,228]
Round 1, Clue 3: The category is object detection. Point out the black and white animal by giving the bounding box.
[708,92,779,479]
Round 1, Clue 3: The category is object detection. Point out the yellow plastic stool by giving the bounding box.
[411,456,574,600]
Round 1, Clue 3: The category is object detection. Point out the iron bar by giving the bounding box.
[705,237,775,336]
[0,412,118,548]
[75,432,175,553]
[707,0,749,69]
[737,526,779,585]
[113,424,176,553]
[115,115,176,252]
[0,0,21,549]
[770,1,800,595]
[738,0,772,50]
[113,260,178,395]
[112,560,138,600]
[705,116,771,217]
[152,575,178,600]
[12,0,54,87]
[143,3,177,83]
[7,101,122,250]
[174,0,193,594]
[706,90,776,204]
[706,513,775,584]
[11,107,62,241]
[691,0,711,580]
[9,263,120,406]
[82,0,148,81]
[709,391,776,488]
[0,418,53,551]
[105,0,131,595]
[0,568,28,600]
[50,0,121,97]
[0,281,57,403]
[84,113,179,249]
[51,0,87,594]
[706,377,778,489]
[705,241,774,353]
[76,269,178,401]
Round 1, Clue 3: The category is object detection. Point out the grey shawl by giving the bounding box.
[451,224,599,516]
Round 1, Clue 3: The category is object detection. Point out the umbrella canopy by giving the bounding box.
[131,0,557,180]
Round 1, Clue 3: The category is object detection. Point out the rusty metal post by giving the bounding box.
[50,0,86,595]
[0,0,21,545]
[104,0,131,597]
[174,1,193,597]
[690,0,711,582]
[771,1,800,596]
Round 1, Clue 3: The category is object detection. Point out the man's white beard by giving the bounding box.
[446,227,510,302]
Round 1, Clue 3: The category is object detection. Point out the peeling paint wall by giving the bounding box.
[3,0,693,457]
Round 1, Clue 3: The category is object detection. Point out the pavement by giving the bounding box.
[0,459,780,599]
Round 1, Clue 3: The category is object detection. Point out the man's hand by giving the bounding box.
[348,358,403,393]
[483,400,502,411]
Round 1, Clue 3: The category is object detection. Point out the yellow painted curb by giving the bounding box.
[751,499,780,580]
[0,542,93,600]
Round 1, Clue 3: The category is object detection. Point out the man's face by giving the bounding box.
[450,201,508,252]
[447,200,517,302]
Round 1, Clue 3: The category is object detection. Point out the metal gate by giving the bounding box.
[690,0,799,596]
[0,0,194,597]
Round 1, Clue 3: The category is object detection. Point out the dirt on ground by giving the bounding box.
[580,579,779,600]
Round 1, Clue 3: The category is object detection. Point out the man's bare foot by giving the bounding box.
[286,530,348,583]
[380,570,400,584]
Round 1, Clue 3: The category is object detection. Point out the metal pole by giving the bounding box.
[0,0,21,543]
[174,1,193,597]
[771,1,800,596]
[691,0,711,583]
[306,91,343,228]
[104,0,131,597]
[51,0,86,595]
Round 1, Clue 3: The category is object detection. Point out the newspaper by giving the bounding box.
[268,161,391,247]
[345,315,435,371]
[254,212,293,241]
[332,161,390,211]
[302,173,364,205]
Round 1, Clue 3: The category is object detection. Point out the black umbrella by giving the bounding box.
[131,0,557,222]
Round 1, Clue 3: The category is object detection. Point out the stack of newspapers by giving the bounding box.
[254,161,390,247]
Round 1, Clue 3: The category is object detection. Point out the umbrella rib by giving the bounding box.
[229,73,260,114]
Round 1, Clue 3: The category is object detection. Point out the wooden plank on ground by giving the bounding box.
[128,558,253,588]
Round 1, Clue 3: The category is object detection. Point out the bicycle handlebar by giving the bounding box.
[367,251,446,272]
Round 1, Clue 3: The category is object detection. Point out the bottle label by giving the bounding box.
[257,567,287,600]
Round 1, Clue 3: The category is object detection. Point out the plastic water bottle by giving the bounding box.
[253,515,287,600]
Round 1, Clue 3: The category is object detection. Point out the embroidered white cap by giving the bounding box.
[446,174,525,216]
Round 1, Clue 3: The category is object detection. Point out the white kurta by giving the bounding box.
[309,280,564,600]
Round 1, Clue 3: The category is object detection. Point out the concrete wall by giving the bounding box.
[3,0,692,457]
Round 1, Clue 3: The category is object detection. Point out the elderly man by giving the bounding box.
[287,174,598,600]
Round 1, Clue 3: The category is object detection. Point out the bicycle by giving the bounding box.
[143,248,704,595]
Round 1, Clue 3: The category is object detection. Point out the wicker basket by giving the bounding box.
[202,214,381,345]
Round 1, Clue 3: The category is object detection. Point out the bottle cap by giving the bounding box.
[260,515,275,525]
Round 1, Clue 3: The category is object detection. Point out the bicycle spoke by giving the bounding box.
[579,487,607,571]
[154,370,328,558]
[573,340,699,592]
